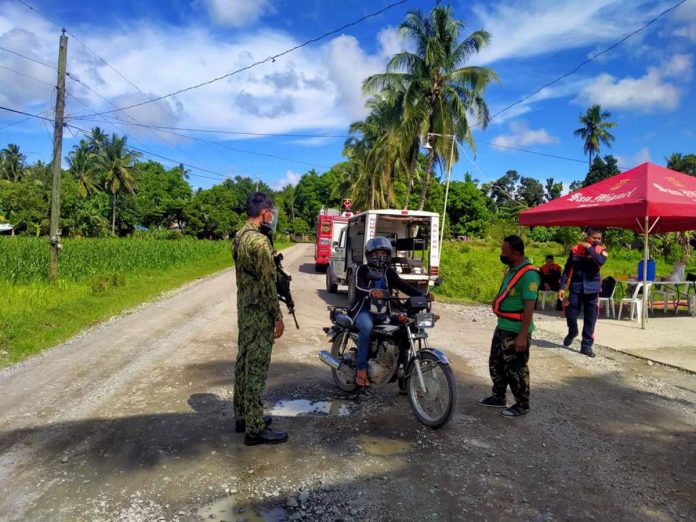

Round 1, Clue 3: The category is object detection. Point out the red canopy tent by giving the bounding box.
[519,162,696,327]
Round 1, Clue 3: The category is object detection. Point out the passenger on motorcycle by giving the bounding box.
[349,236,433,386]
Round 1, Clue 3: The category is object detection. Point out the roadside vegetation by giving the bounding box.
[1,4,695,363]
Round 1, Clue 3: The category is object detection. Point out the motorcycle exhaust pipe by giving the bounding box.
[319,350,341,369]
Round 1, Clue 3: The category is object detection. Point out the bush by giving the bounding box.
[91,273,126,294]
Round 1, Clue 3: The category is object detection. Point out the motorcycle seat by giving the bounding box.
[334,313,354,329]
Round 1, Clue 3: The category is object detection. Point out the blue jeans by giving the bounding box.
[355,311,374,371]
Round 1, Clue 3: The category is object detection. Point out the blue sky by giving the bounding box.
[0,0,695,192]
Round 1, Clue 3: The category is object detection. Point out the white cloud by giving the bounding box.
[377,26,407,58]
[616,147,651,169]
[671,0,696,41]
[272,169,301,190]
[195,0,274,28]
[0,2,392,140]
[491,120,559,149]
[576,54,693,111]
[471,0,673,64]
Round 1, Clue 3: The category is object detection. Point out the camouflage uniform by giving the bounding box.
[489,329,531,405]
[233,221,282,435]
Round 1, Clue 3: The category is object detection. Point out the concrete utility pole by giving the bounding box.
[49,30,67,282]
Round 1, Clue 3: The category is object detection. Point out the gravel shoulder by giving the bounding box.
[0,244,694,521]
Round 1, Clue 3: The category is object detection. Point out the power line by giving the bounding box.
[0,63,54,86]
[71,0,408,119]
[0,44,57,69]
[486,0,688,124]
[75,120,350,139]
[477,139,586,164]
[0,105,231,182]
[76,116,333,169]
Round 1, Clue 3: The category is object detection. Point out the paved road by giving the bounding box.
[1,244,694,521]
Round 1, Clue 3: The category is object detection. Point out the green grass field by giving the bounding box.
[435,240,691,303]
[0,237,236,365]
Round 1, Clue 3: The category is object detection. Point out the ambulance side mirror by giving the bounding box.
[332,241,339,251]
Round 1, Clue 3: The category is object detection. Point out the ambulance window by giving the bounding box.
[339,229,346,247]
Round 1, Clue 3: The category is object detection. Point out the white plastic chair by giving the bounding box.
[538,290,557,310]
[618,282,649,321]
[598,278,617,319]
[651,283,679,313]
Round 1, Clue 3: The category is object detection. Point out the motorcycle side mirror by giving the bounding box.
[434,276,443,287]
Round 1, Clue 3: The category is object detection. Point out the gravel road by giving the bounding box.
[1,243,694,521]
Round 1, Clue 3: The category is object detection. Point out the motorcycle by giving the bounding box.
[319,294,457,429]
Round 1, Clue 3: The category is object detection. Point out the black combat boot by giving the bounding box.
[244,427,288,446]
[235,415,272,434]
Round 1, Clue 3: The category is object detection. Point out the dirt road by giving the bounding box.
[1,244,694,521]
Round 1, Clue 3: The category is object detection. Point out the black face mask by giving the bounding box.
[500,255,511,266]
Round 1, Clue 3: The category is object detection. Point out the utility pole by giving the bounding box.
[49,30,67,282]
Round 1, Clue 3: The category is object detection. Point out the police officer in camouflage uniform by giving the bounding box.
[479,235,540,417]
[233,192,287,446]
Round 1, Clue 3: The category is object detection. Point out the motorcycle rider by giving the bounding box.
[349,236,432,386]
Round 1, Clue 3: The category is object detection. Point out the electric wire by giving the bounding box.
[70,0,408,119]
[484,0,689,124]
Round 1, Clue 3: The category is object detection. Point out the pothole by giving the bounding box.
[196,497,287,522]
[268,399,352,417]
[357,435,411,456]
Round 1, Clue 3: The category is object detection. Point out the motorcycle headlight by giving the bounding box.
[415,312,435,328]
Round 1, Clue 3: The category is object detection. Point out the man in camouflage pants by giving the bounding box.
[233,192,287,445]
[479,235,540,417]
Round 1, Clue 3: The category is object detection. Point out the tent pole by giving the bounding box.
[641,216,649,329]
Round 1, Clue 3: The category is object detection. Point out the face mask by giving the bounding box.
[500,255,511,266]
[262,208,279,233]
[368,252,389,270]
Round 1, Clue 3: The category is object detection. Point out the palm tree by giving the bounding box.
[574,105,616,171]
[1,143,27,182]
[91,133,141,235]
[67,140,98,197]
[363,5,498,210]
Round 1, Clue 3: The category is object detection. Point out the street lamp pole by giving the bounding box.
[426,132,456,258]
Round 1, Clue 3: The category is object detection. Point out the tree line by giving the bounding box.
[2,4,695,242]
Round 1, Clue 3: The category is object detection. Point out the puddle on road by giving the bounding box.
[358,435,411,456]
[196,497,287,522]
[269,399,351,417]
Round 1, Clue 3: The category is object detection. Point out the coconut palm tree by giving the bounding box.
[91,133,141,235]
[1,143,27,182]
[67,140,98,197]
[574,105,616,171]
[363,5,498,210]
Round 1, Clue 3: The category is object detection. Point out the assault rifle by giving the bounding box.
[261,225,300,329]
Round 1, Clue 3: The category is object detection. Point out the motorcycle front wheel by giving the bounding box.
[331,332,357,393]
[406,352,457,429]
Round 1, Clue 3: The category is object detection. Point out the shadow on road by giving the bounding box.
[1,361,694,521]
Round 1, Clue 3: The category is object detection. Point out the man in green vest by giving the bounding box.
[479,235,540,417]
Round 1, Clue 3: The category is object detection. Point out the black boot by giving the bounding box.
[563,332,577,347]
[235,415,272,434]
[580,346,596,358]
[244,427,288,446]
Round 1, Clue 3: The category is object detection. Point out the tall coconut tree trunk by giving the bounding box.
[111,193,117,236]
[418,147,436,211]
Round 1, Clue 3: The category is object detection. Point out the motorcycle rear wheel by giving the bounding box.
[331,332,358,393]
[406,352,457,429]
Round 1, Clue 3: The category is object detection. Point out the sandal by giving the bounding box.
[356,369,370,387]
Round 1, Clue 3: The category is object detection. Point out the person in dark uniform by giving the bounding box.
[559,227,608,358]
[479,235,540,417]
[539,255,563,311]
